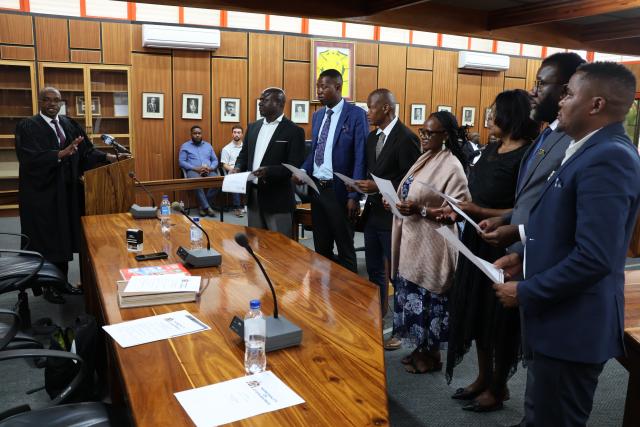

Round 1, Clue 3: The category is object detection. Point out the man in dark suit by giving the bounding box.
[353,89,420,315]
[295,69,368,273]
[494,62,640,426]
[234,87,305,237]
[15,87,118,303]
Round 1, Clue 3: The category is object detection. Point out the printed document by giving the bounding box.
[282,163,319,194]
[436,226,504,283]
[371,174,404,219]
[222,172,254,194]
[418,182,482,233]
[123,274,201,294]
[333,172,366,194]
[103,310,210,348]
[175,371,304,427]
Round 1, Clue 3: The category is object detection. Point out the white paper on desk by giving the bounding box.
[222,172,254,194]
[333,172,365,194]
[282,163,319,194]
[435,226,504,284]
[371,174,404,219]
[175,371,304,427]
[417,182,482,233]
[123,274,201,294]
[102,310,210,348]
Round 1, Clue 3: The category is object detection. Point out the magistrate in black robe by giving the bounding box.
[15,87,119,303]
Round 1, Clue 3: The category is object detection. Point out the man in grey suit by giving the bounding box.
[478,52,586,427]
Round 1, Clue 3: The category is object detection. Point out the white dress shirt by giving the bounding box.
[375,115,399,142]
[313,98,345,180]
[40,112,66,146]
[252,114,283,183]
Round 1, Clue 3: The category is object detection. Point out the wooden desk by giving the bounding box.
[80,213,388,426]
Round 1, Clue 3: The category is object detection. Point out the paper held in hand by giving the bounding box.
[417,181,483,233]
[370,174,404,219]
[175,371,305,427]
[435,226,504,284]
[222,171,254,194]
[333,172,367,194]
[282,163,319,194]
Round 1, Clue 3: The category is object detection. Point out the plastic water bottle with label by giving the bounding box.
[244,299,266,375]
[159,195,171,238]
[190,217,203,249]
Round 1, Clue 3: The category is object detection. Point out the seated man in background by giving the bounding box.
[221,125,245,217]
[178,125,219,217]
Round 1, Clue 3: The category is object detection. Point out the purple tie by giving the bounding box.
[314,109,334,167]
[51,119,66,147]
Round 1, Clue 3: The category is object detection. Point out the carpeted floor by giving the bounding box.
[0,214,630,425]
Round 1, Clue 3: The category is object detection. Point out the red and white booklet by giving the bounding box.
[119,263,190,281]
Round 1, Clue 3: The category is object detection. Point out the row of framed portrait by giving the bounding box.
[57,93,129,117]
[354,103,490,128]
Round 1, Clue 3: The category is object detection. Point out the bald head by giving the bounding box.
[259,87,286,122]
[367,88,396,128]
[368,89,396,110]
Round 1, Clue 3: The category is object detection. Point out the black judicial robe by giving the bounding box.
[15,115,107,263]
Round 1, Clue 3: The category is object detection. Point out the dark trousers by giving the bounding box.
[310,183,357,273]
[364,220,391,311]
[53,261,69,281]
[523,352,604,427]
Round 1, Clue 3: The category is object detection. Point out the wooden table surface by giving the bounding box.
[80,213,388,427]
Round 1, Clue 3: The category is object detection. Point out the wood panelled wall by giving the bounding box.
[0,11,548,184]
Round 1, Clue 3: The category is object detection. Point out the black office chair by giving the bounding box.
[0,348,114,427]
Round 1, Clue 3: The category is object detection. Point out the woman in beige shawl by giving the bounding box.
[386,111,471,374]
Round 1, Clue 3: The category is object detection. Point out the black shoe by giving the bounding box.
[59,282,83,295]
[462,400,504,412]
[42,287,65,304]
[451,387,483,400]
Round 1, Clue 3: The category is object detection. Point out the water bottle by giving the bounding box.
[244,299,266,375]
[159,195,171,238]
[190,217,203,250]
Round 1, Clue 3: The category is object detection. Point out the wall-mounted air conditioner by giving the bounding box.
[142,24,220,51]
[458,51,510,71]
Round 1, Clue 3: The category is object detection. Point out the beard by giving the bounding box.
[532,94,560,123]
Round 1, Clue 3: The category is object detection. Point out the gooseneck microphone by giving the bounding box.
[171,202,221,268]
[128,171,156,207]
[234,232,278,319]
[101,134,131,154]
[229,232,302,352]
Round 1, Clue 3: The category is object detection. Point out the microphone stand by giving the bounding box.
[129,172,156,207]
[128,172,157,219]
[243,247,279,319]
[174,207,211,251]
[173,204,221,268]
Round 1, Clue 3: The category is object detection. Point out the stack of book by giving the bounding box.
[117,264,202,308]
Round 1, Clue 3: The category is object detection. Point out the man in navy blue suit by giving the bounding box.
[295,69,367,272]
[494,62,640,426]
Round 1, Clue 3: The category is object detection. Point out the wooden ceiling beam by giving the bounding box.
[487,0,640,30]
[581,17,640,42]
[363,0,431,16]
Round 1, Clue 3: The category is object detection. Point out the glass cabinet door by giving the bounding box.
[0,62,36,148]
[89,68,130,152]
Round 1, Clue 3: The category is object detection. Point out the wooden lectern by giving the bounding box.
[84,157,135,215]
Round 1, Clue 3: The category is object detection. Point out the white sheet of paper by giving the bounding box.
[370,174,405,219]
[417,182,482,233]
[124,274,201,294]
[282,163,319,194]
[175,371,305,427]
[222,172,254,194]
[102,310,210,348]
[435,226,504,283]
[416,181,460,203]
[333,172,367,195]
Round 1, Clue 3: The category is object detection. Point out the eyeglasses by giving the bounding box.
[418,129,446,138]
[533,79,563,94]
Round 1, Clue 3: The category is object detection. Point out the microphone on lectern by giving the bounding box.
[229,232,301,352]
[101,134,131,154]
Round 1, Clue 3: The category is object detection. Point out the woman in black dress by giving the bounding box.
[443,89,539,412]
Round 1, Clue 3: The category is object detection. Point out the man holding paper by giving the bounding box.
[493,63,640,426]
[234,87,305,237]
[351,88,419,320]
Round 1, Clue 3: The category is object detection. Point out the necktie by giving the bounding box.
[314,109,334,167]
[375,132,386,159]
[518,126,553,186]
[51,119,66,147]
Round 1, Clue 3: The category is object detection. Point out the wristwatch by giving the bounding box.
[420,206,428,218]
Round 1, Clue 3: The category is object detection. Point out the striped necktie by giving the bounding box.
[50,119,67,147]
[314,109,334,167]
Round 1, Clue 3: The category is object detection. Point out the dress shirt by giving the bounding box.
[375,115,399,141]
[221,141,243,168]
[561,127,601,165]
[313,98,345,180]
[252,114,284,184]
[40,112,66,145]
[178,140,218,172]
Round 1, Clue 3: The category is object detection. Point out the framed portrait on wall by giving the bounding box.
[113,92,129,117]
[76,96,101,116]
[142,93,163,119]
[182,94,203,120]
[256,99,262,121]
[484,107,493,128]
[221,97,240,123]
[311,40,355,102]
[411,104,426,125]
[437,105,452,113]
[291,100,309,124]
[354,102,368,112]
[461,107,475,126]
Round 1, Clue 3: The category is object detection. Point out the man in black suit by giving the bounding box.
[353,89,420,316]
[234,87,305,237]
[15,87,119,303]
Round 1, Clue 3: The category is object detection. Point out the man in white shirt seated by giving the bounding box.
[221,125,245,217]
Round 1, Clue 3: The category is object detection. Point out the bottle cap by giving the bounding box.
[193,216,200,222]
[250,299,260,309]
[162,195,168,199]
